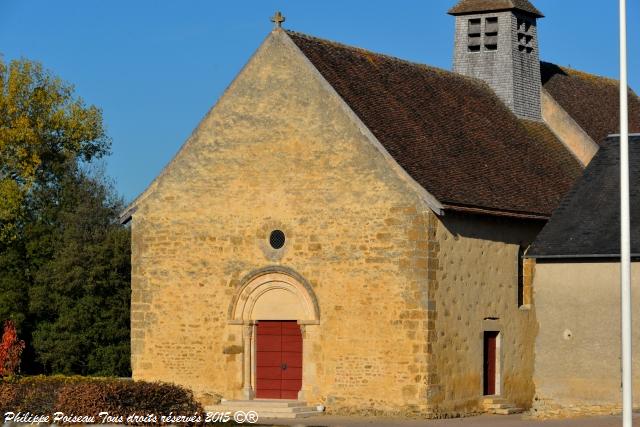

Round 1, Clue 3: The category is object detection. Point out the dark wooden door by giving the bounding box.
[483,331,499,395]
[256,321,302,399]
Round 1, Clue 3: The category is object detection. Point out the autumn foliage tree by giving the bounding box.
[0,59,108,242]
[0,320,25,376]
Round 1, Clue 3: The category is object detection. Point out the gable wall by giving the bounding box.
[427,212,542,415]
[130,31,435,414]
[541,89,598,166]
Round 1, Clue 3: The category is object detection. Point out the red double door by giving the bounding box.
[256,321,303,399]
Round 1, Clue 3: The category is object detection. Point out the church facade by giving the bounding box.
[121,0,640,418]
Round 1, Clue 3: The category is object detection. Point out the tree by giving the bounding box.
[0,58,108,243]
[28,169,131,376]
[0,319,25,376]
[0,57,130,376]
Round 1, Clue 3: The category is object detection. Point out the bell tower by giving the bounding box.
[449,0,544,121]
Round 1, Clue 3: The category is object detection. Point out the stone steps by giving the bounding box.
[205,399,321,420]
[220,399,304,408]
[494,407,524,415]
[482,397,506,404]
[480,397,523,415]
[485,402,514,409]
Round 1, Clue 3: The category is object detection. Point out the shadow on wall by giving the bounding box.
[540,62,569,86]
[437,211,545,248]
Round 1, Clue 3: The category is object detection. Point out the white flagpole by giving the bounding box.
[619,0,632,425]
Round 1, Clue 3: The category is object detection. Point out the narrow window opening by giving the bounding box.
[484,17,498,51]
[485,17,498,33]
[468,18,481,35]
[468,19,481,52]
[517,17,534,54]
[517,247,525,307]
[517,17,529,32]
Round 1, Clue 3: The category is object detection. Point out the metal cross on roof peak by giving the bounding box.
[270,11,285,29]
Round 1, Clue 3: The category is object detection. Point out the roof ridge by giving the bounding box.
[286,31,625,99]
[287,31,620,88]
[541,60,619,86]
[285,31,449,75]
[285,29,496,88]
[448,0,544,17]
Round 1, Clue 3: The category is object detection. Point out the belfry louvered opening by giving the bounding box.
[517,17,534,53]
[468,18,481,52]
[484,17,498,51]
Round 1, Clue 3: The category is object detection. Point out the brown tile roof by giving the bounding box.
[287,31,582,218]
[541,62,640,145]
[448,0,544,17]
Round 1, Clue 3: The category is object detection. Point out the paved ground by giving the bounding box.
[260,413,640,427]
[8,414,636,426]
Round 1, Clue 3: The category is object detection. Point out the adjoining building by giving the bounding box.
[527,135,640,417]
[121,0,640,418]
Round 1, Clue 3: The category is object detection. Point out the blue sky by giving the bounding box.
[1,1,638,202]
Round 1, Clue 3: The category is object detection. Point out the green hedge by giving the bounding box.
[0,376,204,424]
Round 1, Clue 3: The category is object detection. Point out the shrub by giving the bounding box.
[56,379,203,420]
[0,376,204,424]
[0,375,78,415]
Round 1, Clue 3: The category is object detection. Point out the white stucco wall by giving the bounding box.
[532,261,640,416]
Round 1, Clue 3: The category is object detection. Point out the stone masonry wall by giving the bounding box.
[426,212,542,416]
[130,30,435,415]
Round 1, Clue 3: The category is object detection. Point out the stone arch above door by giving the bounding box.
[228,267,320,325]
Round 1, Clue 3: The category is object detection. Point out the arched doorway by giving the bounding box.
[228,267,319,400]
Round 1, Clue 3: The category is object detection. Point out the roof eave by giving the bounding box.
[527,253,640,260]
[119,206,137,225]
[442,203,549,220]
[447,7,544,18]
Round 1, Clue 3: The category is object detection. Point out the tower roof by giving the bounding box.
[448,0,544,17]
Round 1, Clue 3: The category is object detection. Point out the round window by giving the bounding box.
[269,230,286,249]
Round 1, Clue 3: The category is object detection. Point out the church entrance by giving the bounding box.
[228,268,320,400]
[255,321,303,399]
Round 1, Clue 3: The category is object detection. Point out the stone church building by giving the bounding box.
[121,0,640,418]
